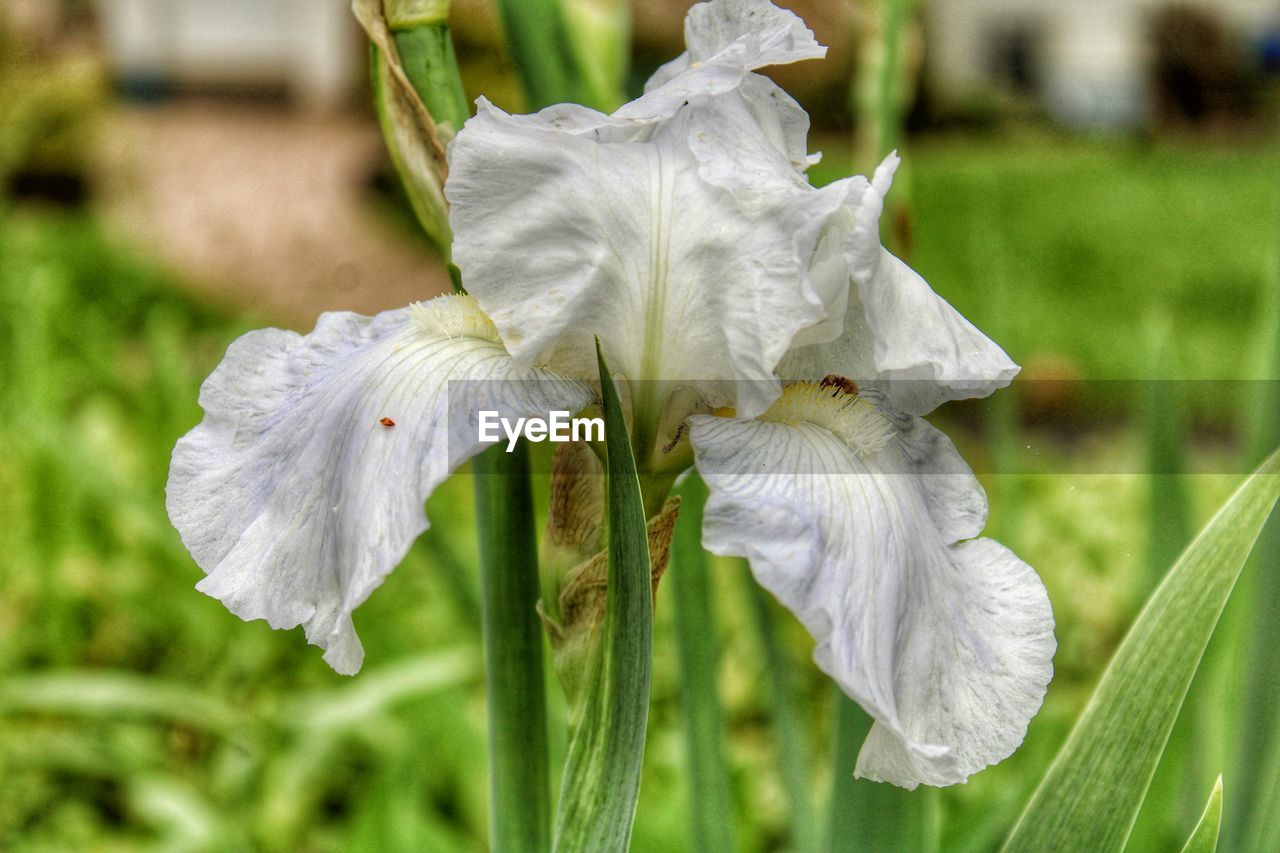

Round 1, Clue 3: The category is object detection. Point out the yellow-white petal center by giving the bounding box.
[760,377,895,457]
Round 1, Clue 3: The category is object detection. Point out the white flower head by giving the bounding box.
[168,0,1053,789]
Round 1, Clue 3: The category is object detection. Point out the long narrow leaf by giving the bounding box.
[475,445,553,852]
[743,568,816,853]
[552,342,653,851]
[1002,448,1280,852]
[829,696,936,853]
[670,473,734,852]
[1232,248,1280,850]
[1130,313,1200,851]
[1180,776,1223,853]
[1144,313,1191,587]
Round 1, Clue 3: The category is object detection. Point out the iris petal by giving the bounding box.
[167,296,590,673]
[689,404,1054,787]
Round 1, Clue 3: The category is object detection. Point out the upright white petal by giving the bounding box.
[449,95,848,418]
[782,156,1021,415]
[447,1,844,419]
[688,387,1054,787]
[167,296,590,674]
[642,0,826,99]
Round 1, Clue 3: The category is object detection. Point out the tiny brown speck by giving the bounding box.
[379,417,396,427]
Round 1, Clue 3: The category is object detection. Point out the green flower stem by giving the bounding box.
[491,0,583,109]
[559,0,629,110]
[391,24,470,140]
[742,568,816,853]
[670,474,735,853]
[474,445,553,853]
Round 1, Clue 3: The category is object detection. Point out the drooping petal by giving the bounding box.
[782,156,1021,415]
[167,295,591,674]
[688,386,1054,787]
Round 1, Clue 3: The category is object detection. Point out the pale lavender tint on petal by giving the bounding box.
[689,407,1054,788]
[167,297,590,673]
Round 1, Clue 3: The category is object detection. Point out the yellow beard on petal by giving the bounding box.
[759,378,895,458]
[406,294,502,344]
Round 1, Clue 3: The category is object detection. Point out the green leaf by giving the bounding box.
[282,647,478,733]
[1130,312,1201,851]
[742,567,816,853]
[552,341,653,852]
[1143,312,1192,586]
[1229,262,1280,851]
[1002,448,1280,853]
[670,473,735,853]
[1180,775,1223,853]
[474,444,553,853]
[829,695,938,853]
[0,671,251,736]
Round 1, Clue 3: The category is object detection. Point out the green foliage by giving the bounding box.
[829,697,938,853]
[811,137,1280,411]
[474,445,553,852]
[0,212,492,848]
[551,344,652,851]
[490,0,586,110]
[669,474,734,853]
[1180,776,1223,853]
[1003,448,1280,852]
[1,129,1275,849]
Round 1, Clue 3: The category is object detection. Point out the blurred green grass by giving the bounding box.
[0,129,1274,849]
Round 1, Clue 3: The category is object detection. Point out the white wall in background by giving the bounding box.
[94,0,358,109]
[923,0,1276,130]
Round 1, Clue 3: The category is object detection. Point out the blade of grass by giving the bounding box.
[669,473,734,853]
[1180,776,1223,853]
[552,341,653,852]
[742,567,816,853]
[474,443,554,853]
[1002,447,1280,852]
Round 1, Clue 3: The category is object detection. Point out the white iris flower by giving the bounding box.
[167,0,1054,789]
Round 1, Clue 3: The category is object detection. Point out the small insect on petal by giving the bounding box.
[379,417,396,427]
[820,375,859,396]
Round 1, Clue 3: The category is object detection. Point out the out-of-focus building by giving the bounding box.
[93,0,359,109]
[923,0,1278,130]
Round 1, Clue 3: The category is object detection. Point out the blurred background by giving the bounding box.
[1,0,1277,849]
